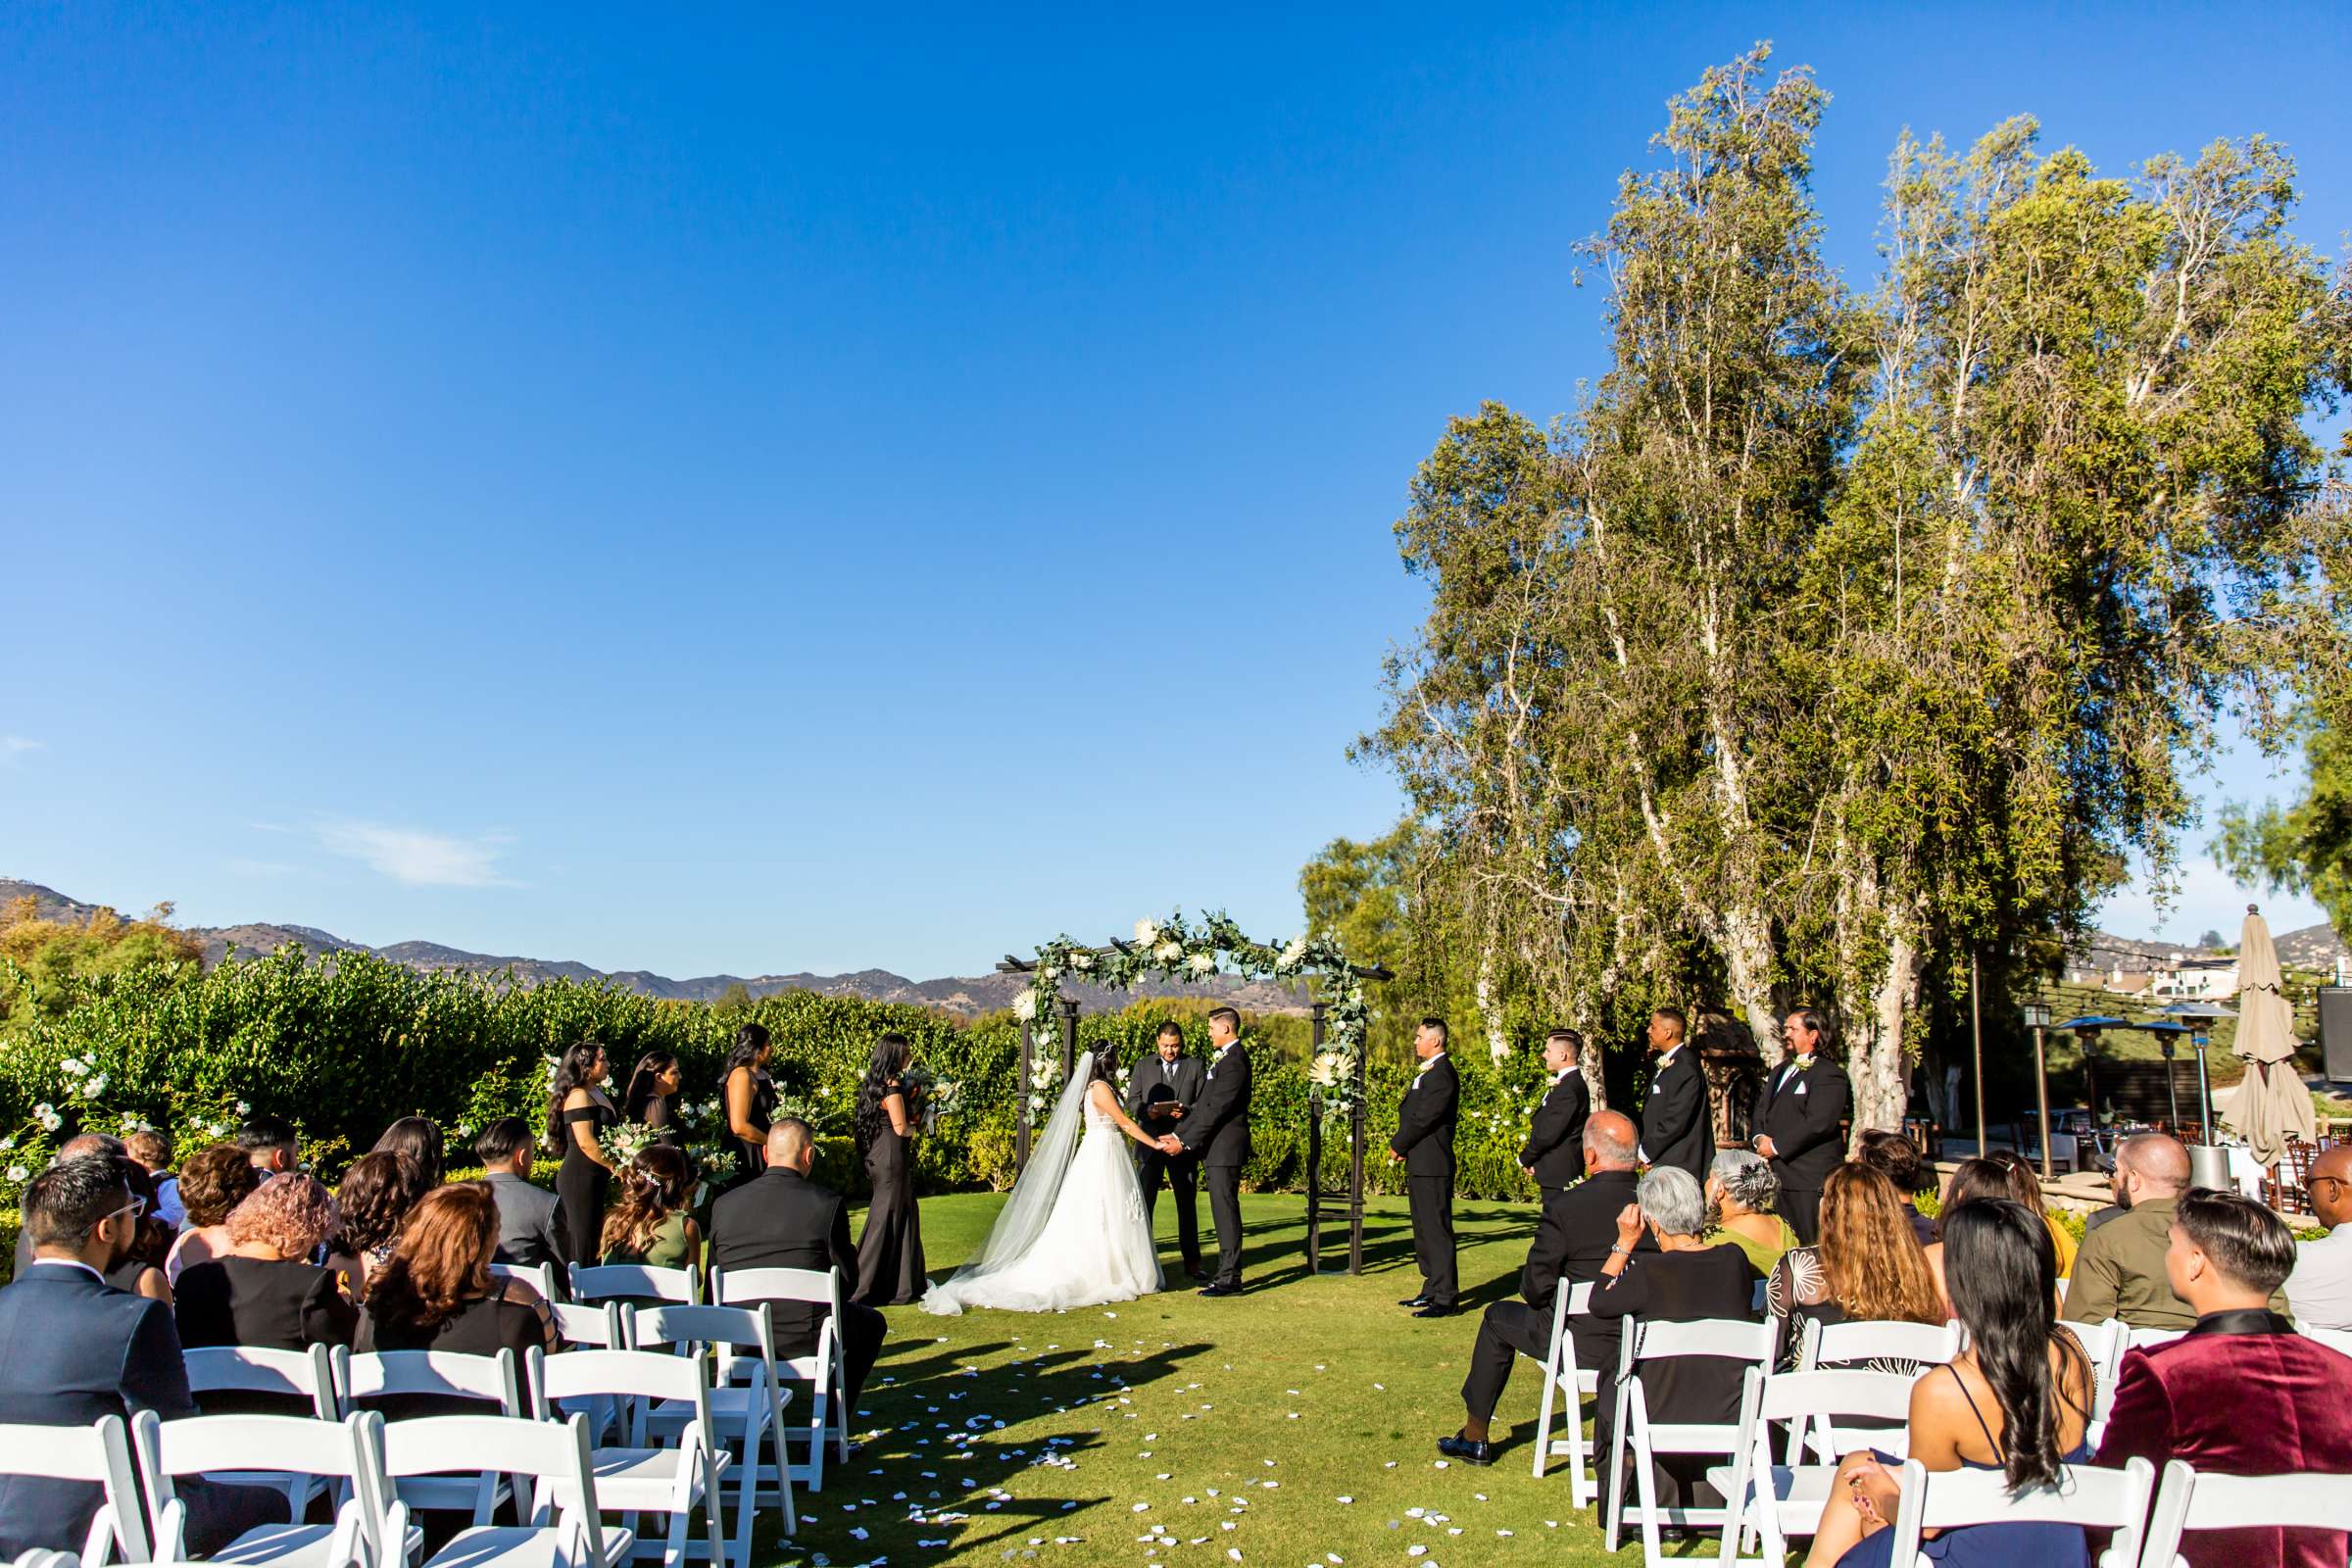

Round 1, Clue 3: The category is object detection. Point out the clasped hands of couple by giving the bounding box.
[1144,1102,1187,1156]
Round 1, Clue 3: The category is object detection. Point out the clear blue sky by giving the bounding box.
[5,4,2344,978]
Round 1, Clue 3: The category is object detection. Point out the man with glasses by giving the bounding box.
[0,1157,280,1558]
[2286,1143,2352,1330]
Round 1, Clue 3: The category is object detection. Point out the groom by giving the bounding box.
[1163,1004,1250,1296]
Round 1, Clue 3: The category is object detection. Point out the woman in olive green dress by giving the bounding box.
[1708,1149,1799,1275]
[600,1145,703,1273]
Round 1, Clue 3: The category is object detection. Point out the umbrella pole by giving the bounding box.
[1971,952,1986,1155]
[2193,1035,2211,1135]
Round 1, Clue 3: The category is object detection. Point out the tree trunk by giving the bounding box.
[1850,905,1919,1141]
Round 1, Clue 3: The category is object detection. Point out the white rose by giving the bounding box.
[1155,940,1183,962]
[1186,952,1215,976]
[1135,918,1161,947]
[1043,962,1061,982]
[1012,991,1039,1023]
[1278,937,1309,971]
[1071,951,1094,972]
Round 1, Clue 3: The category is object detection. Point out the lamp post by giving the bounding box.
[1970,952,1986,1155]
[2023,1001,2054,1179]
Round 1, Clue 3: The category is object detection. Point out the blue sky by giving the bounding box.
[4,4,2345,978]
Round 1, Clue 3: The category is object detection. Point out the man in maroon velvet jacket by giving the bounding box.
[2093,1188,2352,1568]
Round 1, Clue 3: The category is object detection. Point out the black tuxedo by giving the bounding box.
[0,1261,282,1559]
[1639,1046,1715,1183]
[1127,1053,1207,1273]
[1178,1042,1252,1288]
[1391,1054,1460,1307]
[1519,1070,1592,1192]
[1751,1052,1851,1244]
[710,1168,884,1409]
[1462,1167,1651,1424]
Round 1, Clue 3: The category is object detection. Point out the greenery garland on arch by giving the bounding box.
[1010,909,1370,1120]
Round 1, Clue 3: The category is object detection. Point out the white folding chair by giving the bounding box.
[553,1302,629,1349]
[1527,1282,1600,1504]
[0,1417,150,1566]
[2124,1327,2185,1352]
[490,1263,561,1303]
[13,1552,87,1568]
[185,1347,341,1421]
[569,1267,699,1308]
[2136,1458,2352,1568]
[380,1414,632,1568]
[1797,1318,1962,1372]
[705,1268,847,1493]
[630,1305,797,1559]
[1709,1366,1919,1566]
[130,1409,413,1568]
[1883,1455,2154,1567]
[2057,1318,2129,1448]
[2299,1324,2352,1358]
[1603,1316,1778,1565]
[530,1348,731,1568]
[334,1348,522,1523]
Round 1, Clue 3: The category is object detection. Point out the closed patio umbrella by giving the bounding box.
[2221,904,2315,1166]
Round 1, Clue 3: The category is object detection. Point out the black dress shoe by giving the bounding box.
[1436,1434,1495,1466]
[1187,1268,1214,1284]
[1398,1295,1430,1308]
[1413,1303,1455,1318]
[1198,1282,1241,1298]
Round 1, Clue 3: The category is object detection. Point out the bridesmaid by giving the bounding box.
[852,1031,927,1306]
[721,1023,777,1182]
[547,1040,617,1266]
[623,1051,684,1143]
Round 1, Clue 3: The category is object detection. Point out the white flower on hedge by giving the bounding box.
[1186,952,1215,976]
[0,1136,14,1152]
[1012,991,1039,1023]
[61,1057,87,1079]
[82,1073,108,1098]
[1135,918,1161,947]
[5,1165,25,1184]
[34,1103,62,1132]
[235,1100,251,1115]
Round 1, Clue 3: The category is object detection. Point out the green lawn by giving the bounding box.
[788,1191,1658,1568]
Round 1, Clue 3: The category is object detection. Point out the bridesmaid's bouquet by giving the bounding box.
[599,1121,657,1167]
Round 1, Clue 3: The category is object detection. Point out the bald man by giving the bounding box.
[2065,1133,2286,1328]
[2286,1143,2352,1330]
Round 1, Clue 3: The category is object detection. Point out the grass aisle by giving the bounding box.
[780,1191,1650,1568]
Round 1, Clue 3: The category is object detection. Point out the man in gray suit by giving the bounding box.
[1127,1021,1209,1282]
[475,1118,569,1280]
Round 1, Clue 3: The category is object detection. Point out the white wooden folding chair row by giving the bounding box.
[631,1304,798,1561]
[330,1348,522,1525]
[489,1264,562,1305]
[569,1267,700,1308]
[2057,1318,2130,1449]
[13,1551,87,1568]
[1796,1317,1963,1373]
[1527,1282,1599,1504]
[1882,1455,2155,1567]
[180,1347,343,1520]
[2300,1324,2352,1358]
[381,1414,632,1568]
[1708,1366,1918,1567]
[130,1409,408,1568]
[705,1267,848,1494]
[529,1348,730,1568]
[2135,1458,2352,1568]
[1602,1316,1778,1567]
[0,1416,150,1567]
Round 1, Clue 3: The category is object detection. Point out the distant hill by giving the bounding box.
[0,877,1313,1019]
[2066,921,2349,976]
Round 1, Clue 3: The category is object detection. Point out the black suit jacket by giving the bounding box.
[1389,1055,1459,1179]
[1125,1054,1205,1144]
[1179,1044,1252,1168]
[710,1168,856,1354]
[0,1262,199,1558]
[1519,1071,1592,1189]
[486,1171,569,1271]
[1640,1047,1715,1182]
[1752,1054,1851,1190]
[1523,1166,1653,1313]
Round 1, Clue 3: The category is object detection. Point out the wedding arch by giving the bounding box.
[994,909,1393,1275]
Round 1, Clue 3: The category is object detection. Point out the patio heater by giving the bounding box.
[2141,1019,2190,1133]
[2023,1000,2054,1179]
[2156,1002,2236,1137]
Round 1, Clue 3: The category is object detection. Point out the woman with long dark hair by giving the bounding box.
[721,1023,777,1178]
[370,1116,446,1189]
[546,1040,617,1266]
[1804,1199,2096,1568]
[852,1031,927,1305]
[622,1051,684,1141]
[335,1151,428,1294]
[600,1145,701,1269]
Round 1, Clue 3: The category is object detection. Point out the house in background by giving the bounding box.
[2150,955,2240,1000]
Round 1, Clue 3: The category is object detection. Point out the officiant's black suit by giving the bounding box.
[1177,1043,1251,1290]
[1518,1070,1591,1194]
[1126,1052,1206,1276]
[1390,1053,1460,1309]
[1751,1051,1851,1244]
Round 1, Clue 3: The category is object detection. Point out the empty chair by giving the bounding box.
[569,1267,698,1309]
[379,1413,633,1568]
[2135,1457,2352,1568]
[1526,1282,1601,1505]
[630,1304,797,1561]
[335,1348,521,1523]
[1880,1455,2155,1567]
[130,1409,414,1568]
[1602,1316,1778,1566]
[1709,1366,1919,1566]
[0,1417,149,1567]
[706,1268,847,1493]
[529,1348,730,1567]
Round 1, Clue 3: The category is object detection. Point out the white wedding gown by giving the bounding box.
[921,1079,1161,1314]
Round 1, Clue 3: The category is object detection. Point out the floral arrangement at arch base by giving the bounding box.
[1010,909,1371,1122]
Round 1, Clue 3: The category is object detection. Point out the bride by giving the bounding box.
[921,1043,1164,1314]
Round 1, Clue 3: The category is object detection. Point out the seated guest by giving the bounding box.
[2285,1143,2352,1330]
[1922,1158,2020,1308]
[0,1157,284,1559]
[106,1157,175,1304]
[234,1114,298,1176]
[602,1145,702,1270]
[124,1129,184,1229]
[1708,1150,1797,1275]
[165,1145,263,1286]
[2093,1188,2352,1568]
[476,1117,569,1272]
[1853,1130,1938,1246]
[175,1174,358,1350]
[332,1151,428,1295]
[1588,1164,1763,1515]
[1984,1151,2076,1277]
[1770,1163,1944,1368]
[356,1182,558,1418]
[1438,1110,1651,1466]
[371,1116,446,1189]
[2065,1133,2285,1328]
[1803,1199,2096,1567]
[10,1135,128,1276]
[710,1118,885,1415]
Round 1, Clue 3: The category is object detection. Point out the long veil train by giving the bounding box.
[919,1064,1093,1311]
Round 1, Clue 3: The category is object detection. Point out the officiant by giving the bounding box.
[1128,1021,1210,1283]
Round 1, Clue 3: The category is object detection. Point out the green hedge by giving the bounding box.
[0,947,1567,1204]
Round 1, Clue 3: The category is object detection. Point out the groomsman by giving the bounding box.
[1173,1005,1252,1297]
[1638,1007,1714,1182]
[1390,1016,1460,1318]
[1751,1007,1851,1245]
[1127,1021,1209,1282]
[1518,1028,1591,1198]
